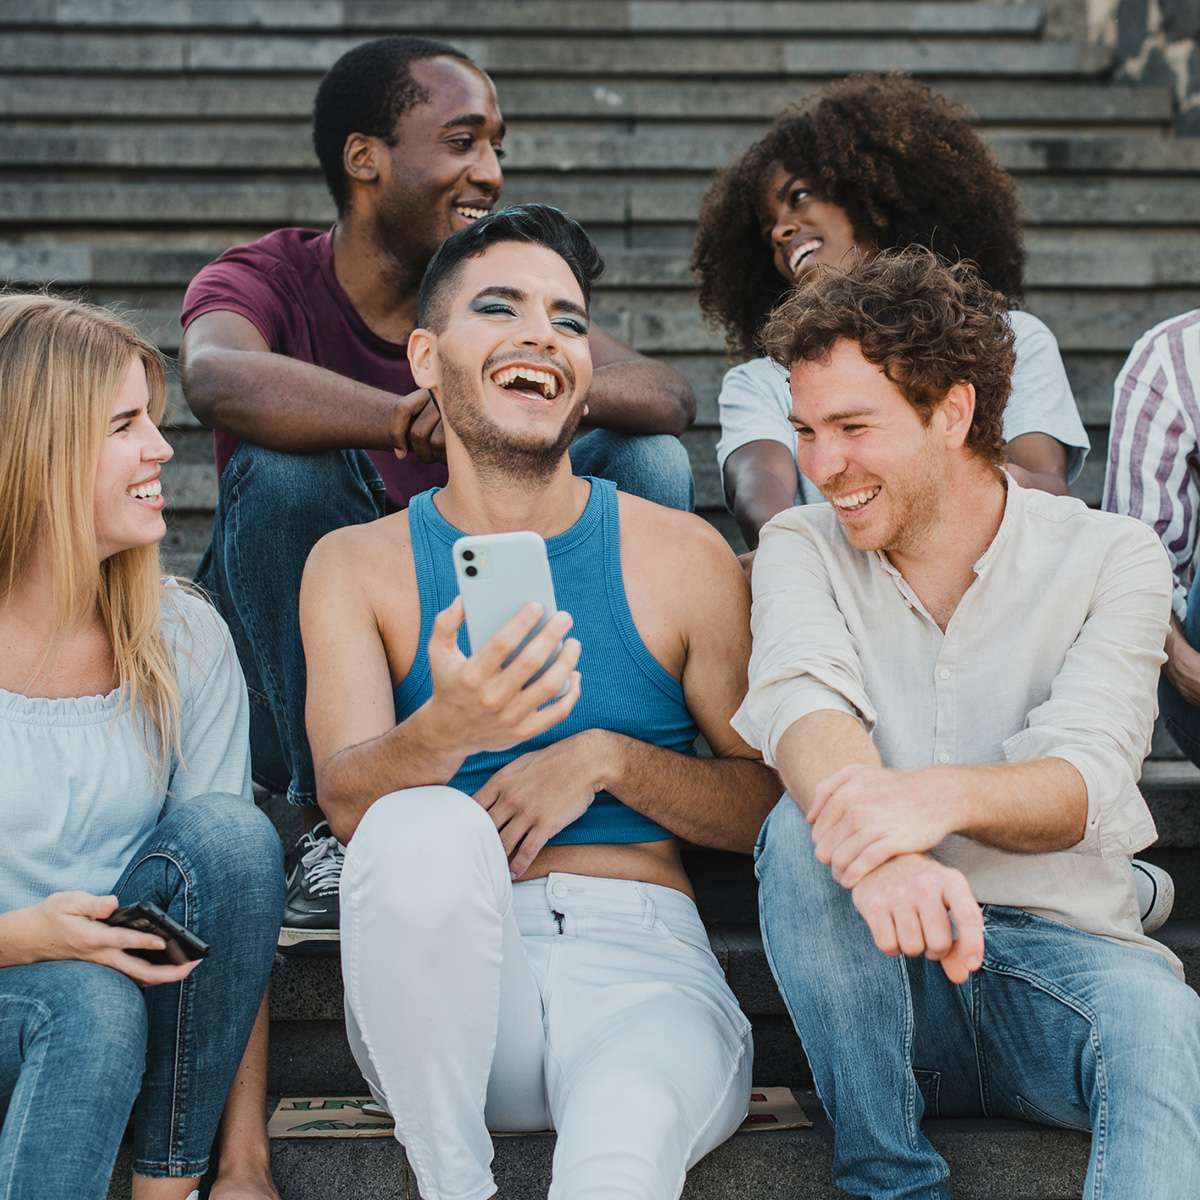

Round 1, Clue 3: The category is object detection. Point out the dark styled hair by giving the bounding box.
[692,74,1027,359]
[313,36,473,216]
[759,248,1015,468]
[417,204,605,330]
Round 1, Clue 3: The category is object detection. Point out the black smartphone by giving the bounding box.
[104,901,210,965]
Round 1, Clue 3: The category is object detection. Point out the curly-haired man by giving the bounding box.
[735,249,1200,1200]
[691,75,1089,553]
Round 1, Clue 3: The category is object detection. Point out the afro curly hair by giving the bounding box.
[692,74,1026,359]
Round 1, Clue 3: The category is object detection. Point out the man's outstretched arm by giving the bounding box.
[582,324,695,435]
[180,310,445,461]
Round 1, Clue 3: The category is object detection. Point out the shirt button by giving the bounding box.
[552,881,569,899]
[938,668,951,680]
[939,753,951,764]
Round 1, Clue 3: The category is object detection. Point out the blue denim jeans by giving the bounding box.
[755,796,1200,1200]
[1159,570,1200,766]
[0,796,284,1197]
[196,431,694,807]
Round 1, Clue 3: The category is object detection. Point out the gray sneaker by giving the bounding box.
[278,820,344,955]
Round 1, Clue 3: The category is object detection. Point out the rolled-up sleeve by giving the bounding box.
[732,511,877,767]
[1002,519,1171,857]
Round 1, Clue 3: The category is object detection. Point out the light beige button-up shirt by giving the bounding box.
[733,478,1181,973]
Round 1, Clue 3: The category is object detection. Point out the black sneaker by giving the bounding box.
[278,820,344,955]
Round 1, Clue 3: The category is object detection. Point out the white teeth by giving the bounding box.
[456,206,488,219]
[788,239,821,274]
[832,486,880,510]
[491,365,559,399]
[127,480,162,500]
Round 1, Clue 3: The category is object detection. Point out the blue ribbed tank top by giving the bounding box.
[395,478,697,844]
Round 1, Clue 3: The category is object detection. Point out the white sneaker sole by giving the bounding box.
[1133,860,1175,935]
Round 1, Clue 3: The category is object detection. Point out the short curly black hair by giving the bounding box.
[313,36,474,216]
[760,248,1015,468]
[692,74,1026,359]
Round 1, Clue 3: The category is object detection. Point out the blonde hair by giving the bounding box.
[0,293,181,768]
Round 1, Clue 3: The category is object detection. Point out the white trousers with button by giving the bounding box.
[340,786,754,1200]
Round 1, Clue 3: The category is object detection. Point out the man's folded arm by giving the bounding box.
[181,309,423,455]
[583,324,696,436]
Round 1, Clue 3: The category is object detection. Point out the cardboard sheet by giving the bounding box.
[268,1089,811,1139]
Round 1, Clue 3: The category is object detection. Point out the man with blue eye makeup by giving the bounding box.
[299,204,780,1200]
[177,37,696,944]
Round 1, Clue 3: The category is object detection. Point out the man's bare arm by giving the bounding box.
[582,324,695,436]
[180,310,443,461]
[723,441,801,550]
[1006,432,1070,496]
[473,515,781,874]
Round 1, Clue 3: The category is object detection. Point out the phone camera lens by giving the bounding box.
[465,565,478,577]
[462,550,475,561]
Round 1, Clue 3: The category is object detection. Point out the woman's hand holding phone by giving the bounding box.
[423,595,582,761]
[0,891,198,987]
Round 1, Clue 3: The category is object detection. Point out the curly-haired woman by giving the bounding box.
[0,295,285,1200]
[692,74,1089,553]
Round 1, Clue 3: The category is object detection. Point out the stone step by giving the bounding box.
[39,285,1200,361]
[5,125,1200,175]
[105,1095,1104,1200]
[10,0,1048,36]
[4,173,1197,229]
[8,230,1200,291]
[2,74,1174,127]
[0,32,1114,77]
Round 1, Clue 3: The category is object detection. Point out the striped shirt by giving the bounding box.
[1104,309,1200,621]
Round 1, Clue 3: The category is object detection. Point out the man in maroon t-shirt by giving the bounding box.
[178,36,697,946]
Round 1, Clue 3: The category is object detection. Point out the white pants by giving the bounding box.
[340,786,754,1200]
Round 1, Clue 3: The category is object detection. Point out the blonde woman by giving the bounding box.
[0,295,284,1200]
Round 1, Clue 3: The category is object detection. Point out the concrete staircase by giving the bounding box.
[2,2,1197,1196]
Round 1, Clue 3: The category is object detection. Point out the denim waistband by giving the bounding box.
[510,872,699,923]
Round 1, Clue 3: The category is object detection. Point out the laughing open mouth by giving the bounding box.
[788,238,822,276]
[491,364,562,400]
[830,485,881,513]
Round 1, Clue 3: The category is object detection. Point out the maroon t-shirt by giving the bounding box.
[180,226,448,511]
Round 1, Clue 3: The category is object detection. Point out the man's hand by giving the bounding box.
[424,597,582,759]
[18,892,200,987]
[850,854,984,984]
[737,548,756,584]
[809,763,959,887]
[474,730,608,879]
[390,388,446,464]
[1164,615,1200,708]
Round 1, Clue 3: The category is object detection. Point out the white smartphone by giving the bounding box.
[452,531,569,692]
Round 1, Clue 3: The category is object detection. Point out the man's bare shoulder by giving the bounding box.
[305,510,417,607]
[616,492,742,576]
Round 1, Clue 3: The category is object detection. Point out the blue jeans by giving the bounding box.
[1159,570,1200,765]
[196,430,694,807]
[755,797,1200,1200]
[0,797,284,1197]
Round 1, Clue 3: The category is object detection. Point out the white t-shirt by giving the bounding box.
[715,309,1090,509]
